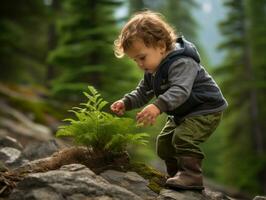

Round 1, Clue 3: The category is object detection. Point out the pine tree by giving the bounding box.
[245,0,266,192]
[216,0,266,193]
[48,0,138,102]
[0,0,48,83]
[160,0,198,41]
[129,0,145,14]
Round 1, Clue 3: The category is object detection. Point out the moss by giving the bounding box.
[148,180,162,194]
[125,161,167,194]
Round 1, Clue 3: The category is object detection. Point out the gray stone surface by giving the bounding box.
[100,169,157,200]
[0,136,257,200]
[157,189,205,200]
[0,136,23,150]
[0,147,28,168]
[22,139,60,160]
[203,188,232,200]
[253,196,266,200]
[157,188,234,200]
[9,164,142,200]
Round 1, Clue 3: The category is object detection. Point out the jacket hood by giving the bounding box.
[168,36,201,63]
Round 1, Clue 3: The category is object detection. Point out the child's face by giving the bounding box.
[125,38,166,74]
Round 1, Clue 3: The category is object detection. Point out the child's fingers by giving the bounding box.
[117,101,124,108]
[142,118,152,126]
[136,107,157,126]
[136,110,147,120]
[117,110,124,115]
[137,114,151,125]
[111,106,119,113]
[111,102,123,112]
[150,117,156,125]
[136,113,146,123]
[110,103,118,110]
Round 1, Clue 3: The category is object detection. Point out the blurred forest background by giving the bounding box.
[0,0,265,196]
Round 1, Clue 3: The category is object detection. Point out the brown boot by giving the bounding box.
[165,156,204,190]
[165,158,179,177]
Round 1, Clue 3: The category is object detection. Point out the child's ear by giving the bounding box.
[158,40,166,52]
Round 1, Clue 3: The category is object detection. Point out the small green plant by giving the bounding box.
[56,86,149,153]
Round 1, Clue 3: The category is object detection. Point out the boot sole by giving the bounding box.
[165,182,204,191]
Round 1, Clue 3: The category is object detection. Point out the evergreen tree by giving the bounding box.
[245,0,266,192]
[48,0,138,102]
[128,0,198,42]
[129,0,145,14]
[216,0,266,193]
[0,0,48,83]
[159,1,214,67]
[45,0,61,86]
[160,0,198,42]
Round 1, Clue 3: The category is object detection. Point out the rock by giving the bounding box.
[157,188,234,200]
[253,196,266,200]
[204,178,251,199]
[0,147,28,168]
[0,102,52,141]
[100,169,157,199]
[203,188,232,200]
[22,139,60,160]
[0,136,23,150]
[0,147,21,163]
[9,164,142,200]
[157,189,205,200]
[0,137,254,200]
[0,136,28,169]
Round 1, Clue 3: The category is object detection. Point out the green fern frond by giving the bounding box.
[127,133,150,145]
[56,85,149,153]
[62,118,77,123]
[87,85,98,95]
[56,126,75,137]
[96,99,108,111]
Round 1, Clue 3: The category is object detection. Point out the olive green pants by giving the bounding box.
[156,112,222,160]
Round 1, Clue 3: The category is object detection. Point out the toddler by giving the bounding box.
[110,10,227,190]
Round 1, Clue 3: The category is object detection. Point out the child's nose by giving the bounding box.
[137,61,144,68]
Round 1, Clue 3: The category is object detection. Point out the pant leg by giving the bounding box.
[172,112,223,159]
[156,116,177,160]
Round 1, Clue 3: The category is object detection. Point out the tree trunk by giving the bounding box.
[244,17,266,193]
[243,27,264,155]
[46,0,59,86]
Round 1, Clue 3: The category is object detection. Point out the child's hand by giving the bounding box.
[136,104,160,126]
[110,100,125,116]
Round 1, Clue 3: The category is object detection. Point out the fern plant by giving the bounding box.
[56,86,149,153]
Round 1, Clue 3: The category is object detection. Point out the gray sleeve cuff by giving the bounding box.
[122,97,132,111]
[153,98,168,113]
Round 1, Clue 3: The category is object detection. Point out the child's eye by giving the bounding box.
[139,56,146,61]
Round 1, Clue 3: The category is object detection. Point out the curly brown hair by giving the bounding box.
[114,10,177,58]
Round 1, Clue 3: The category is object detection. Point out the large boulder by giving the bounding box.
[8,163,236,200]
[9,164,142,200]
[0,136,249,200]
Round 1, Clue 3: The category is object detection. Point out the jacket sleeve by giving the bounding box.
[122,78,154,110]
[153,58,199,112]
